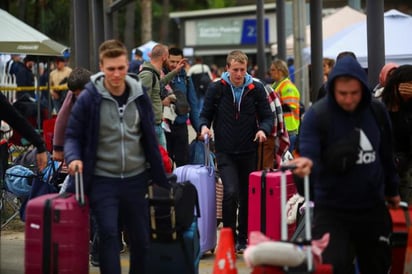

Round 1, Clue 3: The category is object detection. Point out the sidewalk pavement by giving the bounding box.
[0,229,251,274]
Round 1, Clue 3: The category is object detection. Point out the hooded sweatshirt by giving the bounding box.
[299,56,399,209]
[64,73,169,193]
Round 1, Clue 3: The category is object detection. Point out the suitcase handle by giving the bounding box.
[74,165,85,206]
[280,164,313,271]
[202,134,214,176]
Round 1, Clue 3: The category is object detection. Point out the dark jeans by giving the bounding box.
[52,90,68,113]
[312,203,392,274]
[165,122,189,167]
[288,133,297,153]
[90,172,150,274]
[216,151,256,244]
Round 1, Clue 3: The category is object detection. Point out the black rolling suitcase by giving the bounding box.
[146,181,202,274]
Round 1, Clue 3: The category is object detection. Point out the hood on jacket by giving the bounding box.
[221,71,253,88]
[221,71,254,107]
[326,56,371,110]
[90,72,144,98]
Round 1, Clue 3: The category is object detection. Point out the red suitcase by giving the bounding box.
[389,202,412,274]
[248,170,297,241]
[25,171,89,274]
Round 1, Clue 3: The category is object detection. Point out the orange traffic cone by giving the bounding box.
[213,228,238,274]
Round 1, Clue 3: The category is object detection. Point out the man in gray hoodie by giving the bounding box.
[65,39,169,274]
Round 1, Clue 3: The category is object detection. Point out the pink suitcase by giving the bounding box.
[248,169,297,241]
[251,165,333,273]
[25,171,89,274]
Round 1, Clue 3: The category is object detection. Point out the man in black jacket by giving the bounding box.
[0,92,47,174]
[199,50,273,253]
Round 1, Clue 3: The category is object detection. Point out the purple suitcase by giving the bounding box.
[173,136,216,255]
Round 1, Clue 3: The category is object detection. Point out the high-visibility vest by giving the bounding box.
[272,78,300,133]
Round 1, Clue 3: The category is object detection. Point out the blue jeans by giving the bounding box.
[90,172,149,274]
[288,133,297,153]
[52,90,68,113]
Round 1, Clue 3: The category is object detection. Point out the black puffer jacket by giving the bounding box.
[199,75,273,154]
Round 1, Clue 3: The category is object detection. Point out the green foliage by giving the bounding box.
[208,0,236,9]
[7,0,70,46]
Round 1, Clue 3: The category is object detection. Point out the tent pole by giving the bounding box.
[35,56,41,131]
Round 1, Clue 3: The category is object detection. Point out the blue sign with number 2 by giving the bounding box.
[241,19,269,44]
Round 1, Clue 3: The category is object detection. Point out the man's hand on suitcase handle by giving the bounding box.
[68,160,83,175]
[282,157,313,178]
[386,195,401,209]
[200,125,212,141]
[253,130,267,143]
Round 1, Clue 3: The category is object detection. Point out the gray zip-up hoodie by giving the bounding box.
[91,72,146,178]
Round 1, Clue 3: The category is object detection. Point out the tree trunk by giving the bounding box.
[18,0,26,20]
[141,0,152,43]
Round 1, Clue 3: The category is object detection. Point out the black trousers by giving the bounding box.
[216,151,256,244]
[165,123,189,167]
[312,203,392,274]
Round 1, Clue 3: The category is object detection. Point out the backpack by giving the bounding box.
[148,179,200,241]
[168,76,192,116]
[191,65,211,96]
[138,67,160,89]
[173,89,191,115]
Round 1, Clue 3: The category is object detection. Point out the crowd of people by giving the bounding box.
[2,38,412,274]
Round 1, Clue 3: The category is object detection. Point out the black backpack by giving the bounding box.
[148,179,200,242]
[191,65,211,96]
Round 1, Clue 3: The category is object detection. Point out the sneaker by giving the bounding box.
[120,242,127,253]
[236,243,247,254]
[90,254,100,267]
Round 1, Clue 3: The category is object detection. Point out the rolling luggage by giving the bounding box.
[252,165,333,274]
[25,169,89,274]
[248,169,297,241]
[173,136,217,255]
[146,182,201,274]
[389,201,412,274]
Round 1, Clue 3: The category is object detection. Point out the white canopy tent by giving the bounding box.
[271,6,366,57]
[304,9,412,67]
[0,9,70,128]
[132,40,158,62]
[0,9,69,56]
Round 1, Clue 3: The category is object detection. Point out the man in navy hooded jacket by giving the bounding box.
[64,40,169,274]
[298,56,400,273]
